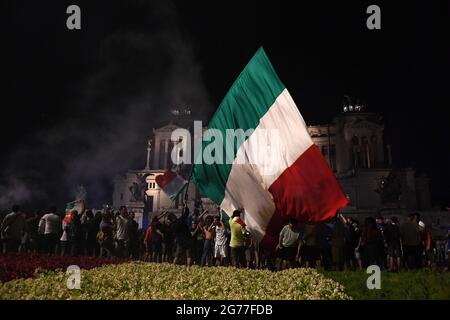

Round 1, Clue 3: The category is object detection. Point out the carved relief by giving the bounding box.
[129,173,150,202]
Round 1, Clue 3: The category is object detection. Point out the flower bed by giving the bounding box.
[0,262,350,300]
[0,253,130,282]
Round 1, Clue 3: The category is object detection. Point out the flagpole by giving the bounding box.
[183,166,194,204]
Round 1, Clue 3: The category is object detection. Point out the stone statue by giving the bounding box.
[129,182,140,202]
[375,171,402,204]
[129,173,150,202]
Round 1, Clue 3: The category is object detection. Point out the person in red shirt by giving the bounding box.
[418,221,433,268]
[144,217,164,262]
[143,223,152,262]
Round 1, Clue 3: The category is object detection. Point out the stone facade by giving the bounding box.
[307,107,430,212]
[113,107,431,227]
[113,121,198,228]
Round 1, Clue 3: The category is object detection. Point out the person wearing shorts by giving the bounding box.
[213,215,228,265]
[301,224,320,268]
[277,218,301,270]
[174,240,192,262]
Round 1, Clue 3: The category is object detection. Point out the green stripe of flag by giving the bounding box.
[220,210,230,228]
[169,181,187,202]
[192,47,285,204]
[65,201,77,211]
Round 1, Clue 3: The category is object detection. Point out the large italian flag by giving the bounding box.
[192,48,347,251]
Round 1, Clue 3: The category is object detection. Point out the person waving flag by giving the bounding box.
[192,47,347,251]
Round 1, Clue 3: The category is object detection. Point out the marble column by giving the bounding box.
[153,136,160,169]
[163,139,169,170]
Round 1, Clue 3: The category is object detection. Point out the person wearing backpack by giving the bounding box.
[0,205,26,254]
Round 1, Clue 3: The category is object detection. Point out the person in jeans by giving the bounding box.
[98,210,114,257]
[401,213,421,269]
[115,206,130,258]
[229,209,247,268]
[200,216,214,267]
[384,216,402,272]
[1,205,26,254]
[39,206,62,255]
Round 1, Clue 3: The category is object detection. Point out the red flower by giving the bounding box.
[0,253,130,282]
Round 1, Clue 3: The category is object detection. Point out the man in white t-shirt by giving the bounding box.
[38,206,61,255]
[115,206,130,258]
[277,218,301,270]
[213,215,228,266]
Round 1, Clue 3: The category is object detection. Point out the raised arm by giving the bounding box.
[38,216,45,232]
[79,199,86,216]
[190,224,200,236]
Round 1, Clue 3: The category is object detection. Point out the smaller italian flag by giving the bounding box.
[155,170,188,201]
[64,200,83,222]
[220,209,230,227]
[65,200,82,213]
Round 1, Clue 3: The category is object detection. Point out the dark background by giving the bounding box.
[1,0,449,211]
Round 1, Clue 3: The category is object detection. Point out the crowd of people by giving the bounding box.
[1,203,449,272]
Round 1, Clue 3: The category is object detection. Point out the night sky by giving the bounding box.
[1,0,449,210]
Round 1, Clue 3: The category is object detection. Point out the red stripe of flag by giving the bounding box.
[261,144,348,251]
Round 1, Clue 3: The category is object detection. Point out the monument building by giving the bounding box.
[113,103,431,228]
